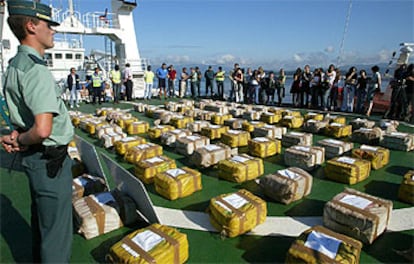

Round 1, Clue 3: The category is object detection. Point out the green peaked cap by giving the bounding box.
[7,0,60,26]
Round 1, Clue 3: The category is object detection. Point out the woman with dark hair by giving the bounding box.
[341,66,358,112]
[291,67,302,107]
[355,69,368,114]
[366,65,381,116]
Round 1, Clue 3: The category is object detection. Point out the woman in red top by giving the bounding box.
[167,65,177,98]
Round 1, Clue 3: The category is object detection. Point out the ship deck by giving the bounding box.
[1,98,413,263]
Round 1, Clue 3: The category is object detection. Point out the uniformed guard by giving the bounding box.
[109,64,122,103]
[92,67,104,104]
[1,0,73,262]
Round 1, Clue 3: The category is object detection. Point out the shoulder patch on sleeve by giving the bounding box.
[28,54,47,66]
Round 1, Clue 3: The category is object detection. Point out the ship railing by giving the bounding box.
[82,11,120,30]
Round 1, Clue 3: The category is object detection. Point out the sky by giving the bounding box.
[55,0,413,70]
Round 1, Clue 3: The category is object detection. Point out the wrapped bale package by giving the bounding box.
[304,112,324,121]
[259,167,312,204]
[73,174,107,200]
[187,120,210,132]
[282,110,301,117]
[281,132,313,148]
[248,137,281,158]
[198,110,214,121]
[323,188,393,244]
[260,112,282,124]
[208,189,267,237]
[379,119,399,133]
[381,131,414,151]
[154,167,202,200]
[85,119,108,135]
[280,115,304,128]
[253,124,287,139]
[351,127,383,145]
[317,138,354,158]
[211,113,232,125]
[126,121,150,135]
[325,123,353,138]
[204,104,228,114]
[96,124,123,139]
[242,121,265,132]
[284,145,325,171]
[107,223,189,264]
[114,136,146,155]
[286,225,362,264]
[217,154,264,183]
[398,170,414,204]
[101,131,127,149]
[175,135,210,156]
[223,118,245,130]
[242,110,263,121]
[160,129,192,147]
[73,192,123,239]
[134,156,177,184]
[349,118,375,131]
[303,119,329,134]
[325,156,371,184]
[68,144,81,161]
[124,143,163,164]
[116,116,138,129]
[201,125,229,140]
[148,125,175,139]
[351,145,390,170]
[170,115,193,129]
[133,102,147,113]
[229,108,246,118]
[191,143,232,168]
[221,130,251,147]
[325,115,346,125]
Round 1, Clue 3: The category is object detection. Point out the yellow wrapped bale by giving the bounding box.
[259,167,312,204]
[286,225,362,264]
[124,143,163,164]
[170,115,194,129]
[221,130,251,147]
[101,131,127,148]
[284,146,325,171]
[398,170,414,204]
[211,113,232,125]
[186,120,210,132]
[281,132,313,148]
[280,115,304,128]
[325,156,371,184]
[325,115,346,125]
[325,123,352,138]
[260,112,282,124]
[317,138,354,158]
[253,124,286,139]
[107,223,189,264]
[160,129,192,147]
[148,125,175,139]
[191,143,232,168]
[304,112,324,121]
[116,117,139,129]
[201,125,229,140]
[86,119,108,135]
[154,167,202,200]
[223,118,246,130]
[218,154,264,183]
[324,188,393,244]
[96,125,123,139]
[134,156,177,184]
[351,145,389,170]
[303,119,329,134]
[114,136,146,155]
[175,135,210,156]
[126,121,149,135]
[248,137,281,158]
[242,121,265,132]
[208,189,267,238]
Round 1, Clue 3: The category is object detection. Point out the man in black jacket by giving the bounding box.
[67,67,80,108]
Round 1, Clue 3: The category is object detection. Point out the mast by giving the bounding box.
[337,0,353,67]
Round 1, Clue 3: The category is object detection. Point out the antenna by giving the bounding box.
[337,0,353,67]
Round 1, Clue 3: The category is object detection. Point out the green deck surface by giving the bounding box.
[1,99,413,263]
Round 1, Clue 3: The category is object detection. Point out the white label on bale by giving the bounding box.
[324,139,342,145]
[166,168,186,178]
[278,169,300,180]
[122,230,165,257]
[68,146,78,152]
[307,119,317,123]
[146,157,163,163]
[187,135,200,141]
[290,132,304,136]
[137,144,150,149]
[360,145,378,152]
[216,193,248,212]
[358,128,372,132]
[264,124,273,128]
[390,132,407,137]
[254,137,269,142]
[304,231,342,260]
[210,125,221,129]
[308,113,317,116]
[228,130,241,134]
[205,144,221,151]
[340,194,372,209]
[284,116,294,119]
[330,123,342,127]
[337,157,356,164]
[251,121,259,125]
[231,155,250,163]
[294,146,310,152]
[171,129,181,134]
[121,137,135,142]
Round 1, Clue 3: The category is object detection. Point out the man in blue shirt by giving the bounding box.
[156,63,168,99]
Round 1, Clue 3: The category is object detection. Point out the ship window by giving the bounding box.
[55,53,62,59]
[75,54,82,60]
[66,53,73,59]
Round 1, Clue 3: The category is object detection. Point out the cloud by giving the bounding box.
[325,46,335,53]
[293,53,304,63]
[167,45,202,49]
